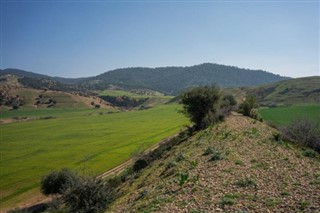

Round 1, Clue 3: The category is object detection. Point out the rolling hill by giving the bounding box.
[80,63,289,95]
[0,75,111,110]
[1,63,289,95]
[243,76,320,106]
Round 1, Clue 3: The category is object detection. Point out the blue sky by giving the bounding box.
[1,1,319,78]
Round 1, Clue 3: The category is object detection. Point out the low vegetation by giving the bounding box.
[107,113,320,212]
[40,168,115,213]
[259,105,320,153]
[180,86,236,129]
[281,117,320,152]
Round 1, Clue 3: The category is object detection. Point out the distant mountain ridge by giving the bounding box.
[1,63,289,95]
[80,63,290,95]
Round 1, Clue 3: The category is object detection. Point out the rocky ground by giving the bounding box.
[108,114,320,213]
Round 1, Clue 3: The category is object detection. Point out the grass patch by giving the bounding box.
[259,105,320,126]
[303,149,317,158]
[265,198,281,207]
[0,104,189,209]
[234,178,257,188]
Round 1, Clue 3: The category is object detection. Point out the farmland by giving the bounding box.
[259,105,320,126]
[0,104,189,209]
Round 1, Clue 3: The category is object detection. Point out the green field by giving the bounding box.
[259,105,320,126]
[0,104,189,209]
[98,89,168,99]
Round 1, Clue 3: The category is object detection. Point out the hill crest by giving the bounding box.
[108,114,320,212]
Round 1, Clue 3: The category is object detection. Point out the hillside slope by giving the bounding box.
[244,76,320,106]
[108,114,320,212]
[0,75,111,110]
[80,63,288,95]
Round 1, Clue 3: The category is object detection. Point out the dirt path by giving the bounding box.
[5,129,186,213]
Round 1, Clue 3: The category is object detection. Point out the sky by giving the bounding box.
[1,0,319,78]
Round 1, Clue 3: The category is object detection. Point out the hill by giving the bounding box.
[1,63,289,95]
[0,68,85,84]
[108,114,320,212]
[243,76,320,106]
[80,63,289,95]
[0,75,111,110]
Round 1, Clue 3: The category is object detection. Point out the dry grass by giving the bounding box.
[108,114,320,212]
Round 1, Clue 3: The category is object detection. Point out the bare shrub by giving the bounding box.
[281,117,320,152]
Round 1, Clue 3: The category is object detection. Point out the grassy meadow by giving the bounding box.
[259,105,320,126]
[0,104,189,209]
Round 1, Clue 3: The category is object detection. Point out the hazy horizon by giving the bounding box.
[1,1,319,78]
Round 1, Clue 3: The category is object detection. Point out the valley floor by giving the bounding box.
[108,114,320,212]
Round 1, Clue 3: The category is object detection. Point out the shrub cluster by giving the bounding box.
[280,117,320,152]
[239,95,262,120]
[41,169,116,213]
[180,86,237,129]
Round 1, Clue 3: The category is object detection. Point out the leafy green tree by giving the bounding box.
[180,86,222,129]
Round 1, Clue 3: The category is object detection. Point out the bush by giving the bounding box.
[220,95,237,117]
[62,176,115,213]
[133,158,149,172]
[180,86,222,129]
[41,168,79,195]
[239,96,258,117]
[41,169,117,213]
[281,117,320,152]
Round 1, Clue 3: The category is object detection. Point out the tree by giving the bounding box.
[180,86,222,129]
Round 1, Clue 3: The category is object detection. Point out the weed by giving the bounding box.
[176,153,185,162]
[250,159,257,163]
[303,149,317,158]
[191,175,200,184]
[251,162,269,170]
[222,168,233,173]
[273,132,282,142]
[280,191,290,196]
[210,151,224,162]
[235,178,257,188]
[203,147,216,156]
[245,194,258,202]
[219,196,235,207]
[190,160,198,168]
[190,209,201,213]
[298,200,310,209]
[265,198,281,207]
[235,160,244,166]
[177,200,188,207]
[178,172,189,186]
